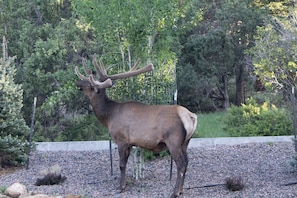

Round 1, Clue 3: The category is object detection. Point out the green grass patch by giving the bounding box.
[193,111,229,138]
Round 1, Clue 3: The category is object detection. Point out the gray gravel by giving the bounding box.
[1,142,297,198]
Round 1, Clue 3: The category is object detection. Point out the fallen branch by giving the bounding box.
[281,181,297,186]
[184,183,225,189]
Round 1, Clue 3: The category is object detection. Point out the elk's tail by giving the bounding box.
[186,112,197,141]
[178,107,198,142]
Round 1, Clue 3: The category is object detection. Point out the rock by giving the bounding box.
[5,182,28,198]
[0,193,10,198]
[2,182,72,198]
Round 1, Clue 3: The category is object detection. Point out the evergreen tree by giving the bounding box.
[0,36,29,139]
[0,36,29,167]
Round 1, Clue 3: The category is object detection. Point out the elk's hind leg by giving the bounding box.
[179,139,190,194]
[168,145,188,198]
[117,143,132,192]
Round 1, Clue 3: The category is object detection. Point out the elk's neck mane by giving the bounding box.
[89,89,118,127]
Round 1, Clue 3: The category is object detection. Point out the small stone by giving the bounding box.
[5,182,28,198]
[0,193,10,198]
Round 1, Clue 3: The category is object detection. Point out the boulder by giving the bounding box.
[5,182,28,198]
[2,182,80,198]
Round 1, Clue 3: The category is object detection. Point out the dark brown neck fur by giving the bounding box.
[89,89,117,127]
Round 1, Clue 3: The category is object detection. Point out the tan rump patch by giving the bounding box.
[177,106,198,141]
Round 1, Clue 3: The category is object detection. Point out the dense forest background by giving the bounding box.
[0,0,296,141]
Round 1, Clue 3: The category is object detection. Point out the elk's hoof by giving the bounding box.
[170,193,179,198]
[117,186,125,194]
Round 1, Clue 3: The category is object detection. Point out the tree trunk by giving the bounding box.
[222,75,230,109]
[235,64,248,106]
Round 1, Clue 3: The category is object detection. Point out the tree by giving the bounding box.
[249,7,297,97]
[0,0,107,141]
[0,36,29,138]
[178,0,265,111]
[71,0,197,103]
[0,36,29,167]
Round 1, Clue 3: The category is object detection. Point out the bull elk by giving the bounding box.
[75,54,197,198]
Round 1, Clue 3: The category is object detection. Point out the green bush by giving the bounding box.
[33,114,110,142]
[0,135,28,167]
[223,98,293,137]
[143,149,170,161]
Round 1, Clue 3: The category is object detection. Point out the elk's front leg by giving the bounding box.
[117,143,131,192]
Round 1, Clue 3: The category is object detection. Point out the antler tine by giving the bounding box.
[108,63,154,80]
[82,58,92,76]
[75,66,89,81]
[99,58,107,76]
[90,75,113,89]
[93,54,107,80]
[129,59,141,71]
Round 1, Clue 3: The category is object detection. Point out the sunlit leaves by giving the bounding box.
[249,10,297,91]
[71,0,196,106]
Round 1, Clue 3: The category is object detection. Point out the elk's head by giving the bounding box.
[75,54,154,97]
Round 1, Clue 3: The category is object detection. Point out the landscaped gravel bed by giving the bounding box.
[1,142,297,197]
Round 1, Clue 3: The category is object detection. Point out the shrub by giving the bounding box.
[223,98,293,137]
[35,173,66,186]
[35,164,66,186]
[0,135,28,168]
[225,176,245,191]
[143,150,170,161]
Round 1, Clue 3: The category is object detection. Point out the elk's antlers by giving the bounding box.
[75,54,154,90]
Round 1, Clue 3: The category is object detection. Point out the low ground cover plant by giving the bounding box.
[223,98,293,137]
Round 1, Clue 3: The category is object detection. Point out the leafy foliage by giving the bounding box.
[143,150,170,161]
[178,0,265,111]
[2,0,102,141]
[0,0,295,142]
[0,135,28,167]
[248,7,297,94]
[223,98,293,137]
[0,56,29,138]
[0,48,29,167]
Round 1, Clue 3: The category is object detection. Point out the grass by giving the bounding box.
[193,111,229,138]
[0,186,6,193]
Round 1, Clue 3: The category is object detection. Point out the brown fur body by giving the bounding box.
[76,58,197,197]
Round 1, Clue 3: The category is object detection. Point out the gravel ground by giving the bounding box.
[1,142,297,198]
